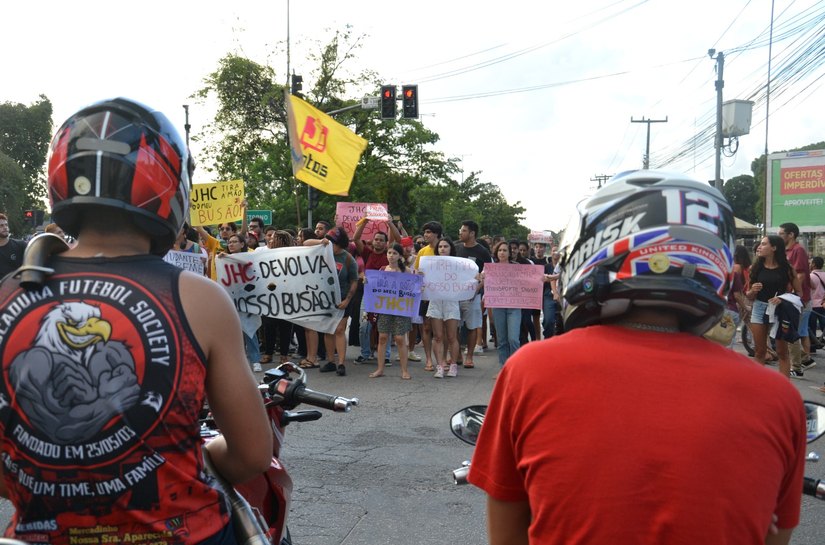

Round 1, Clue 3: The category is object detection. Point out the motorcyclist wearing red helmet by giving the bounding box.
[0,98,271,545]
[468,171,805,545]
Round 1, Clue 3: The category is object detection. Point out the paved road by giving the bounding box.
[1,333,824,544]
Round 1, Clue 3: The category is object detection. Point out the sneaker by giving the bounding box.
[790,369,804,379]
[336,364,347,376]
[802,359,817,370]
[447,363,458,377]
[408,351,422,362]
[474,345,484,355]
[354,355,370,364]
[252,362,262,372]
[319,362,337,373]
[433,366,444,378]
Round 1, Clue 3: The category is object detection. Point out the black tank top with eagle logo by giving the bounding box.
[0,255,229,545]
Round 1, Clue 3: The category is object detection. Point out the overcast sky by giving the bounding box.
[3,0,823,232]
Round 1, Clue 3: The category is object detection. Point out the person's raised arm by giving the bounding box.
[387,217,402,243]
[239,198,249,236]
[353,216,368,254]
[179,271,271,483]
[396,219,409,237]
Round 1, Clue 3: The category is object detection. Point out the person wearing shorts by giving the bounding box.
[369,244,414,380]
[455,220,491,368]
[426,237,462,378]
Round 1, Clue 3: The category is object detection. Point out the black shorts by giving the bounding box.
[418,300,430,318]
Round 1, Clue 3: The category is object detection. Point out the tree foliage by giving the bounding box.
[722,174,758,224]
[0,95,53,221]
[193,30,528,238]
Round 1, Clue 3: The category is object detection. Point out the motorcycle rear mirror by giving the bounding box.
[450,405,488,446]
[805,402,825,443]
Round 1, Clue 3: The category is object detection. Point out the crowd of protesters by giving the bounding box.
[170,202,568,380]
[5,208,824,384]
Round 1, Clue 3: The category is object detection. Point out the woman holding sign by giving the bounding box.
[486,241,522,372]
[426,237,461,379]
[369,243,413,380]
[305,227,358,377]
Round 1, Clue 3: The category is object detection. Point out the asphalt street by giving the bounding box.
[1,331,824,544]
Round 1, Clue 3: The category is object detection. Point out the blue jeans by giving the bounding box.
[243,332,260,365]
[492,307,521,367]
[360,301,390,359]
[542,294,557,339]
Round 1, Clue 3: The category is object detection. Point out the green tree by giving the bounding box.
[0,151,28,233]
[0,95,53,214]
[194,30,526,234]
[722,174,758,224]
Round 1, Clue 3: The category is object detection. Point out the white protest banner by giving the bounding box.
[528,230,556,244]
[215,244,344,334]
[163,250,205,276]
[336,202,390,240]
[483,262,545,309]
[418,256,479,301]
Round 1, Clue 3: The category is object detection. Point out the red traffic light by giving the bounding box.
[24,210,33,218]
[401,84,419,119]
[380,85,397,119]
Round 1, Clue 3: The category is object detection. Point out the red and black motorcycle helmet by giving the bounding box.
[47,97,192,255]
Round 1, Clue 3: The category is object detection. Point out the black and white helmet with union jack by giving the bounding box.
[47,98,192,255]
[559,170,736,335]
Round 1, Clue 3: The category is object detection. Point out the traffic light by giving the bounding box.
[380,85,396,119]
[291,74,303,97]
[23,210,34,227]
[308,186,319,210]
[401,85,419,119]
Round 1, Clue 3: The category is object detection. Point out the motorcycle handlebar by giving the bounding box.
[803,476,825,500]
[293,384,359,413]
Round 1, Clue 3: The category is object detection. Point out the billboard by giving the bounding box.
[766,150,825,232]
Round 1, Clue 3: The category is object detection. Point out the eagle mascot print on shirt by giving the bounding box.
[8,301,141,444]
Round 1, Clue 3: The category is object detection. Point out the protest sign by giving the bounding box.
[418,256,479,301]
[189,180,245,226]
[215,244,344,334]
[363,270,423,318]
[163,250,205,276]
[528,230,556,245]
[482,262,544,309]
[336,202,390,240]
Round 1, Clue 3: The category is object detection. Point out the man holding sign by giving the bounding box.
[455,220,491,369]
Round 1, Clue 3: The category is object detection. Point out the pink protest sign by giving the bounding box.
[336,202,390,240]
[482,262,544,309]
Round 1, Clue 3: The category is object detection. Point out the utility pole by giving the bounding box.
[710,49,725,191]
[630,116,668,169]
[590,174,613,189]
[182,105,191,189]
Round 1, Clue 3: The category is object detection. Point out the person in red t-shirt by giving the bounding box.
[779,222,814,375]
[468,170,805,545]
[353,214,402,363]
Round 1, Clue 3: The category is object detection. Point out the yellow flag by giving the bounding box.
[285,91,368,196]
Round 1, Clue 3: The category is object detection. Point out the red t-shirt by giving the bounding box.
[361,245,389,271]
[469,325,805,545]
[786,243,811,303]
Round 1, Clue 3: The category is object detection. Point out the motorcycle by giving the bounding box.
[201,363,359,545]
[450,402,825,500]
